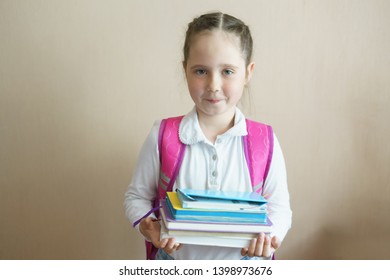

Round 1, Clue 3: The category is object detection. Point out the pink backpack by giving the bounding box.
[135,116,274,260]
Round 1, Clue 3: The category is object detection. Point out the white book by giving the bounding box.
[160,218,261,248]
[163,226,261,239]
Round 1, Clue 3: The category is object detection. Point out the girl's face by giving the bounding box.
[184,30,254,120]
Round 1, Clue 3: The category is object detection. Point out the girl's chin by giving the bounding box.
[195,106,236,118]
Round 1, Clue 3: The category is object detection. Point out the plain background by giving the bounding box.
[1,0,389,260]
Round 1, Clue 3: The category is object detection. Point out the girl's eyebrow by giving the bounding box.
[220,64,239,69]
[189,64,207,70]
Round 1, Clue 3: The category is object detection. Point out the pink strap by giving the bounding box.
[243,120,273,193]
[263,125,274,184]
[158,116,186,195]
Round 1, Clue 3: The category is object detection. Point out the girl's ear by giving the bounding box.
[245,62,255,84]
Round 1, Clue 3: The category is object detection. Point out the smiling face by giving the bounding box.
[184,30,254,120]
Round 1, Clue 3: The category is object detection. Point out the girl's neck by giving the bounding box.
[197,108,236,144]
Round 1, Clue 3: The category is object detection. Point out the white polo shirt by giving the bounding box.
[124,107,292,260]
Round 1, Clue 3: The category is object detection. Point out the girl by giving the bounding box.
[124,12,292,260]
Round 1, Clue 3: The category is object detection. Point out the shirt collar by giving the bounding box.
[179,107,248,145]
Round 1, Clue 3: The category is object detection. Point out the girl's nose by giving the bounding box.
[207,74,221,93]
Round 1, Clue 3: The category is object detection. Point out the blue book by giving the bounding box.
[166,192,268,223]
[178,188,267,204]
[177,189,267,212]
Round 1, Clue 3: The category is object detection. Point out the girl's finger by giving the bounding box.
[254,233,265,257]
[165,242,181,254]
[271,236,281,250]
[241,247,248,256]
[246,238,257,257]
[262,235,272,257]
[158,238,168,248]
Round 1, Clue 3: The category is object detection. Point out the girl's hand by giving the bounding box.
[241,233,281,258]
[139,217,182,254]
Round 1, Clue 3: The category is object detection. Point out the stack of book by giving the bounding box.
[159,188,273,248]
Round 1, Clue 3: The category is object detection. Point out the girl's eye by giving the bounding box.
[223,69,234,75]
[195,69,207,76]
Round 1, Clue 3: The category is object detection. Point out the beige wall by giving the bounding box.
[1,0,389,260]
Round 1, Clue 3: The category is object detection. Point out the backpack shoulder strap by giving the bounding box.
[243,119,274,194]
[157,116,186,199]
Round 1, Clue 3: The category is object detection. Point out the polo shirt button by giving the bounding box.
[212,154,217,160]
[212,171,218,177]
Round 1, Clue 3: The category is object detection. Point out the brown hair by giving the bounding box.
[183,12,253,67]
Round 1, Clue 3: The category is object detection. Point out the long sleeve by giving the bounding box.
[123,120,161,230]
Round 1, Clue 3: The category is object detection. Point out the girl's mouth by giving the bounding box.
[206,99,222,104]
